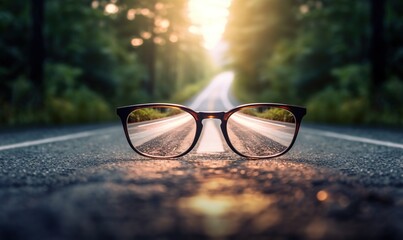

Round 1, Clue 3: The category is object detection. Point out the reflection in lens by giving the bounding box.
[227,106,296,157]
[127,107,197,157]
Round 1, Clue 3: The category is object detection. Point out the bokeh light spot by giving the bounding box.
[131,38,143,47]
[316,190,328,201]
[105,3,119,15]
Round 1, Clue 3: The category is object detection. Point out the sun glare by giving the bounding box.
[188,0,232,49]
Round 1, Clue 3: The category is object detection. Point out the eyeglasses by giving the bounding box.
[117,103,306,159]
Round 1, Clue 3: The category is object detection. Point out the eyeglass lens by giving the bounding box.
[227,106,296,157]
[126,107,197,157]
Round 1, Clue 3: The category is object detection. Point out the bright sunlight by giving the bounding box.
[188,0,232,49]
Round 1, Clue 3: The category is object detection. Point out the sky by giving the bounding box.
[187,0,232,50]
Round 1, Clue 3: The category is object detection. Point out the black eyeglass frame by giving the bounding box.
[117,103,306,159]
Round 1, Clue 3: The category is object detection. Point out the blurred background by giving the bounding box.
[1,0,402,126]
[225,0,403,125]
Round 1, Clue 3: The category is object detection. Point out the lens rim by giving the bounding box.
[221,103,306,159]
[117,103,202,158]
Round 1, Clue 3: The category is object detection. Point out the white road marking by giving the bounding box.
[0,127,117,152]
[129,114,194,146]
[189,77,220,110]
[207,87,218,111]
[219,72,235,110]
[192,72,235,153]
[189,71,235,110]
[230,114,294,147]
[304,128,403,149]
[136,113,190,128]
[196,121,225,153]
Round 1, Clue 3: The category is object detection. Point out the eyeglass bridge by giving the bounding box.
[198,111,225,120]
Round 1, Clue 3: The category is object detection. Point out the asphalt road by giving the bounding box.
[0,71,402,239]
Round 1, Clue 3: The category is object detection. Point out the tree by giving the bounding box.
[116,0,208,99]
[0,0,211,124]
[225,0,403,125]
[29,0,45,107]
[370,0,386,108]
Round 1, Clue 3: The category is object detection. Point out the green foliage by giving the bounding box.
[7,76,37,125]
[169,76,211,104]
[45,86,112,123]
[258,108,294,122]
[0,0,210,125]
[129,108,160,122]
[225,0,403,126]
[43,63,112,123]
[129,107,182,122]
[306,86,370,124]
[242,107,295,123]
[11,76,33,108]
[379,77,403,125]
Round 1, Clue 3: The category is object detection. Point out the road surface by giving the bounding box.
[0,71,402,239]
